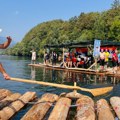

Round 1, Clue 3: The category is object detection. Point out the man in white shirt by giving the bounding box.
[31,49,36,64]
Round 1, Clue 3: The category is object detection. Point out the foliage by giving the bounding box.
[111,0,120,9]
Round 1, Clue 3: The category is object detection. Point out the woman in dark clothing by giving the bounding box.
[52,52,57,65]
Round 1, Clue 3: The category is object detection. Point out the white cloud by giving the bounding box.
[15,11,19,15]
[0,28,2,33]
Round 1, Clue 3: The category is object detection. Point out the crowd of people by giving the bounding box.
[44,51,58,65]
[43,49,94,69]
[41,48,120,73]
[99,48,120,73]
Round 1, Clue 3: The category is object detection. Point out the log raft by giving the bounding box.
[0,88,120,120]
[48,97,71,120]
[0,91,36,120]
[0,89,12,101]
[96,99,114,120]
[0,93,21,110]
[110,97,120,119]
[21,93,58,120]
[76,96,95,120]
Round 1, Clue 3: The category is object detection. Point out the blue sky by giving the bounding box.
[0,0,114,42]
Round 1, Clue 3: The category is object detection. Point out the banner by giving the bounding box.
[93,39,101,57]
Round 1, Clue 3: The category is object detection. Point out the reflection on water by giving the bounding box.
[29,65,119,88]
[0,56,120,119]
[31,67,35,80]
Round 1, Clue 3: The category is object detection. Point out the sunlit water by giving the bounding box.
[0,55,120,119]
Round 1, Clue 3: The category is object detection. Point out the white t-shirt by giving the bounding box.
[32,51,36,60]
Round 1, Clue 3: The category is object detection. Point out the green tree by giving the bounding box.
[109,17,120,41]
[112,0,120,9]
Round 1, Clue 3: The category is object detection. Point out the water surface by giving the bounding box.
[0,55,119,119]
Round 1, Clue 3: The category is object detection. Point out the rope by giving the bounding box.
[22,100,115,110]
[23,100,81,107]
[13,98,118,119]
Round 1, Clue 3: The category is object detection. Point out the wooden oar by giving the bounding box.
[10,77,113,97]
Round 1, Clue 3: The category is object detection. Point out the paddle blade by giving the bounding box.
[89,87,113,96]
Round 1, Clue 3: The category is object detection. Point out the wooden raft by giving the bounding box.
[0,89,12,100]
[21,93,58,120]
[76,96,95,120]
[28,63,120,77]
[0,88,120,120]
[28,63,107,75]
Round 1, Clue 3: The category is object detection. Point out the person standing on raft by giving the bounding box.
[30,48,36,64]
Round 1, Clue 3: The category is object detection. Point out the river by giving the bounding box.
[0,55,120,119]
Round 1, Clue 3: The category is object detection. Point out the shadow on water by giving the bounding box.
[0,56,120,119]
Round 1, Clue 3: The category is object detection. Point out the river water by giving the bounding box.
[0,55,120,119]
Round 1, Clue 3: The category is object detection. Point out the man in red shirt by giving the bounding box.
[112,49,118,73]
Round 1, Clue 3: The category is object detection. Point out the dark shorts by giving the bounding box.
[99,59,105,66]
[112,61,118,67]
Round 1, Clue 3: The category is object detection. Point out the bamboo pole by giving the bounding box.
[48,97,71,120]
[87,62,96,70]
[29,63,120,77]
[21,93,58,120]
[96,99,114,120]
[0,89,12,101]
[76,96,95,120]
[65,67,97,72]
[63,47,65,63]
[0,93,21,110]
[28,64,107,75]
[10,77,113,97]
[110,97,120,119]
[0,91,36,120]
[44,48,45,64]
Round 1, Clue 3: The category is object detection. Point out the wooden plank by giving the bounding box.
[48,97,71,120]
[0,89,12,101]
[96,99,114,120]
[110,97,120,119]
[21,93,58,120]
[76,96,95,120]
[0,93,21,110]
[0,91,36,120]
